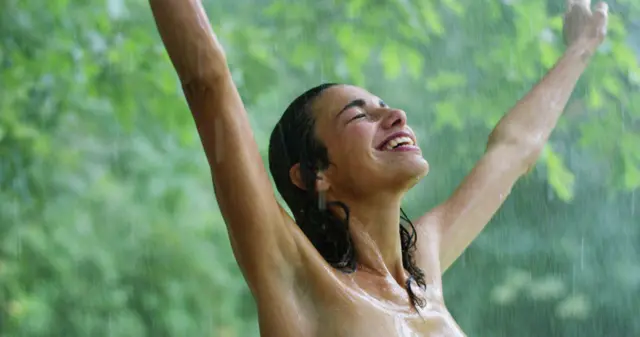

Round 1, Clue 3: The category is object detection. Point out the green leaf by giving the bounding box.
[402,46,424,79]
[621,133,640,190]
[442,0,465,16]
[539,39,561,69]
[380,43,402,79]
[434,101,463,130]
[427,71,467,92]
[587,86,604,109]
[543,145,575,201]
[420,2,445,36]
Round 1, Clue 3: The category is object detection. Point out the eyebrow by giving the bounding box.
[335,99,367,118]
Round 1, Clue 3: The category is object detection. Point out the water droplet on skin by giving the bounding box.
[318,191,327,210]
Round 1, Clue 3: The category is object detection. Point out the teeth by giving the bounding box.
[383,136,414,150]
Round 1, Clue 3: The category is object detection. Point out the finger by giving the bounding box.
[594,1,608,14]
[567,0,590,8]
[593,2,608,31]
[566,0,590,11]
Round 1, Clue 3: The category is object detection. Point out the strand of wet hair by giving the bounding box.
[300,198,356,272]
[400,208,427,309]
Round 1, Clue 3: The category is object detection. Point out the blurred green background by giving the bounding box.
[1,0,639,336]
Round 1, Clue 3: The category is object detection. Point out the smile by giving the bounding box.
[383,136,415,150]
[376,132,420,152]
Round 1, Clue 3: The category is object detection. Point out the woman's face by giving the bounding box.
[309,84,429,200]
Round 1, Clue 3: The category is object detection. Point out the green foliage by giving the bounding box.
[1,0,638,336]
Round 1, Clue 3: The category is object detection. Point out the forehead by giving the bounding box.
[311,85,380,119]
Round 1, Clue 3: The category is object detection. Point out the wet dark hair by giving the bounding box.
[268,83,426,308]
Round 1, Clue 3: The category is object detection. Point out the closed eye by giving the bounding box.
[338,98,387,124]
[350,113,367,121]
[350,99,386,122]
[337,99,366,120]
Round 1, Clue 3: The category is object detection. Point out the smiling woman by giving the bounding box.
[268,83,428,308]
[149,0,610,335]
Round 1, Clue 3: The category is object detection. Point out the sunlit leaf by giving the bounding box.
[380,43,402,79]
[542,145,575,201]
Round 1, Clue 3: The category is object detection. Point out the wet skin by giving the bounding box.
[256,85,466,337]
[149,0,608,335]
[284,262,466,337]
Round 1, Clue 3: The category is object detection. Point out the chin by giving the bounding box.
[388,156,430,190]
[407,160,430,187]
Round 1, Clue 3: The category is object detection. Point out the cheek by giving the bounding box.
[322,123,376,171]
[341,124,374,151]
[331,127,376,171]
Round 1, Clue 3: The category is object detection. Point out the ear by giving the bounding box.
[289,163,331,192]
[289,163,305,190]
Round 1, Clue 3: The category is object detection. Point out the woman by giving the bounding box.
[149,0,608,336]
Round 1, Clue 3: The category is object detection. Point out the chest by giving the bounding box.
[311,284,466,337]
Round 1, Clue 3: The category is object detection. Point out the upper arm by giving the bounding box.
[415,142,538,274]
[184,76,302,285]
[150,0,303,294]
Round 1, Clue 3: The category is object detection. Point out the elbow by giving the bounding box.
[488,128,545,154]
[486,133,545,172]
[180,64,230,89]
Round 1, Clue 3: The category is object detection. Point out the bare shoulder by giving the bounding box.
[250,228,349,337]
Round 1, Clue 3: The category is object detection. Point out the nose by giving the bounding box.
[380,108,407,129]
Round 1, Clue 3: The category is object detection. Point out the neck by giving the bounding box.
[331,191,407,284]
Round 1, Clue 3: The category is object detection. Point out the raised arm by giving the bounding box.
[415,0,609,273]
[149,0,301,292]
